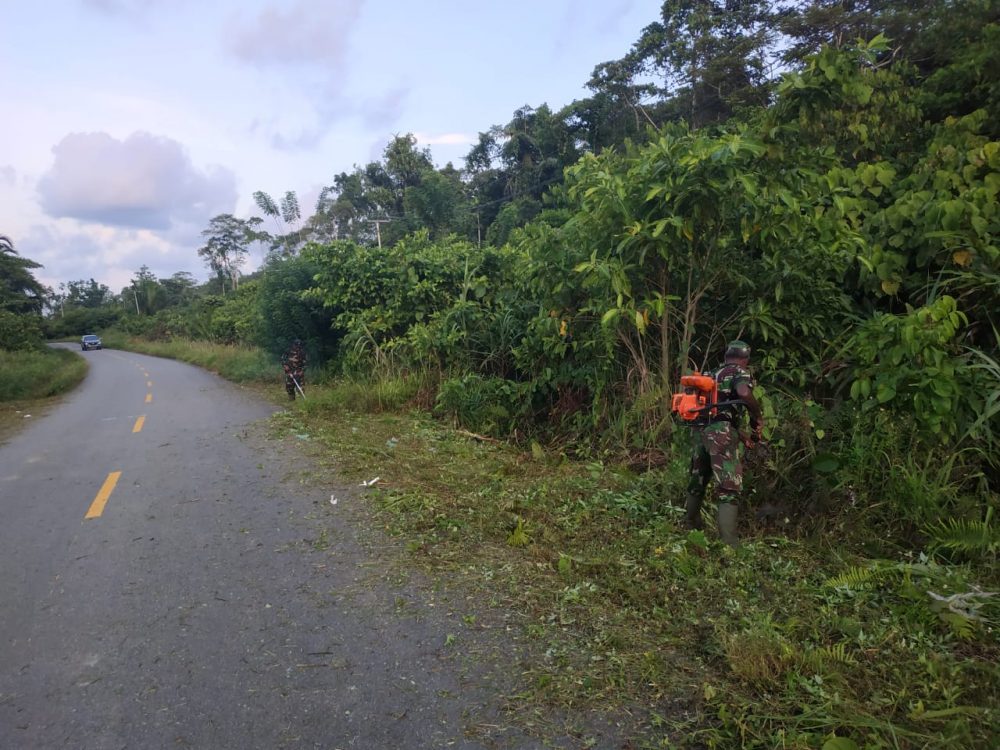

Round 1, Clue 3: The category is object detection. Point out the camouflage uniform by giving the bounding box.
[685,356,759,546]
[281,341,307,400]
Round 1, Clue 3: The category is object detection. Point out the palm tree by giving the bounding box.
[0,234,46,314]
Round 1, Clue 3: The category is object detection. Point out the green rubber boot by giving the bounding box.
[717,502,739,547]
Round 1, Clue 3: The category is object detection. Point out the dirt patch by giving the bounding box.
[0,399,60,447]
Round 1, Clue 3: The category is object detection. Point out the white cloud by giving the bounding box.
[19,219,220,293]
[228,1,374,148]
[82,0,161,14]
[360,86,408,129]
[229,0,364,68]
[37,131,237,230]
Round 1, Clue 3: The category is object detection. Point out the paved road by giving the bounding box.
[0,348,525,749]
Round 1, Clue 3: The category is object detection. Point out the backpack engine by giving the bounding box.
[670,373,718,423]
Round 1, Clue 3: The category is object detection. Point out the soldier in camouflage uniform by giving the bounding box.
[685,340,763,546]
[281,339,307,401]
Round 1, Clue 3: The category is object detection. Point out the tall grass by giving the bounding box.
[101,332,438,410]
[0,348,87,401]
[301,374,431,416]
[100,332,275,383]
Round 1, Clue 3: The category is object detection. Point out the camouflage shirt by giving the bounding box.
[281,345,306,373]
[711,362,754,424]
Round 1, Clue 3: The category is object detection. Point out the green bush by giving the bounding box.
[435,373,530,436]
[42,306,121,340]
[0,348,87,400]
[0,310,43,351]
[256,253,339,365]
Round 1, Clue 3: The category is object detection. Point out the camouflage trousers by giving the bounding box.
[284,369,305,398]
[687,421,743,506]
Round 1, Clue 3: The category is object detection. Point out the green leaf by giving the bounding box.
[876,383,896,403]
[601,308,621,326]
[685,529,708,550]
[813,452,840,474]
[823,738,860,750]
[557,554,573,576]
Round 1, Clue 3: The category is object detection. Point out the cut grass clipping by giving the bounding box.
[272,401,999,749]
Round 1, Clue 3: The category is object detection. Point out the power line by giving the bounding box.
[468,173,568,213]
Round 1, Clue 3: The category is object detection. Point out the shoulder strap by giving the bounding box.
[714,363,740,388]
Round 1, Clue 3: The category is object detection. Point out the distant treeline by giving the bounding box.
[3,0,997,523]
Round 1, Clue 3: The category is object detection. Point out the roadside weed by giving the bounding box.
[273,402,999,748]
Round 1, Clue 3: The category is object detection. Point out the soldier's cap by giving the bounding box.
[725,339,751,359]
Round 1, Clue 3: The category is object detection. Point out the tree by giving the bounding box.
[383,133,434,194]
[314,171,379,245]
[463,105,582,244]
[778,0,945,62]
[403,165,470,240]
[123,265,162,315]
[590,0,779,130]
[65,278,112,308]
[516,119,861,432]
[313,135,439,248]
[578,58,660,148]
[0,235,46,315]
[256,253,339,363]
[253,189,303,254]
[197,214,264,295]
[158,272,198,308]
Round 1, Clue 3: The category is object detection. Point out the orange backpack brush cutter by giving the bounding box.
[670,372,746,425]
[671,373,717,423]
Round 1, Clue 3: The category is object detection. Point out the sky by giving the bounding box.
[0,0,661,295]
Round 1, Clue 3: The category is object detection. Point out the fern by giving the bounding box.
[925,511,998,556]
[824,563,897,589]
[507,516,530,547]
[800,642,857,672]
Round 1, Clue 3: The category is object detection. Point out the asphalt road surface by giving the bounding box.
[0,348,531,750]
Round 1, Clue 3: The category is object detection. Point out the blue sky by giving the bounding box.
[1,0,660,293]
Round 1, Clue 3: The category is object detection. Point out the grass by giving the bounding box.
[0,347,88,444]
[0,347,88,401]
[101,337,1000,747]
[271,395,1000,749]
[99,332,276,384]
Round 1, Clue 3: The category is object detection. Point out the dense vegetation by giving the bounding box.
[1,235,88,407]
[3,1,998,745]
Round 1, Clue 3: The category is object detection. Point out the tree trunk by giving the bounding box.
[659,268,673,430]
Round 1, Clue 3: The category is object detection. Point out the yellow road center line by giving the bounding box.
[85,471,122,519]
[145,393,152,403]
[132,415,145,433]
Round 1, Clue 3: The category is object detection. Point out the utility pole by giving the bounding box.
[132,288,140,314]
[371,218,390,249]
